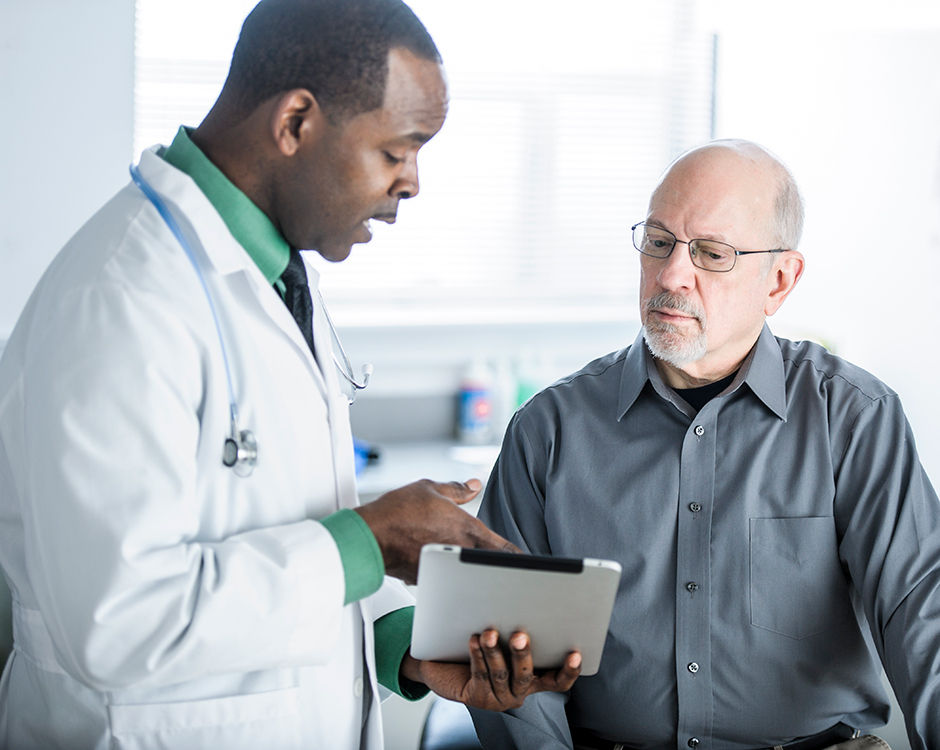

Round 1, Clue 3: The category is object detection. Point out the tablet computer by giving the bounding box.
[410,544,622,676]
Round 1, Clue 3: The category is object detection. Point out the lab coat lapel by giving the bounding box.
[306,258,360,512]
[137,148,330,398]
[232,267,329,394]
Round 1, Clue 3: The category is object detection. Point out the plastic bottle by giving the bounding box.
[457,360,495,444]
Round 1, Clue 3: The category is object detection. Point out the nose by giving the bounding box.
[652,239,698,292]
[390,153,419,200]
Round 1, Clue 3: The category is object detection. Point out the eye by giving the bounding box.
[694,241,733,262]
[383,151,404,166]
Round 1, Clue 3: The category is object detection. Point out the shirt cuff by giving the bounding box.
[374,606,430,701]
[320,509,385,605]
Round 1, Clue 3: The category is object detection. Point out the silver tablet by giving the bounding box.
[410,544,622,676]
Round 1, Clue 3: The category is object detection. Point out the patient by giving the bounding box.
[469,139,940,750]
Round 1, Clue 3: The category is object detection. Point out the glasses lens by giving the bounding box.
[689,239,736,272]
[634,224,675,258]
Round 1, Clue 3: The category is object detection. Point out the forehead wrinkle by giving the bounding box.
[649,153,775,246]
[646,210,734,245]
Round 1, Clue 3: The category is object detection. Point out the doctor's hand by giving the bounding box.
[354,478,519,584]
[400,629,582,711]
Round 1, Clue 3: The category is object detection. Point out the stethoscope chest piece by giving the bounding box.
[222,427,258,477]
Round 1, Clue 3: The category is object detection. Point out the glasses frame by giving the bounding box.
[631,221,788,273]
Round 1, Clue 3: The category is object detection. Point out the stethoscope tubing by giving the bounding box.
[129,160,372,475]
[129,164,242,433]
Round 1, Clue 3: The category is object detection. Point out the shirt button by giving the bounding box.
[689,502,702,513]
[686,581,699,592]
[688,738,700,748]
[687,662,699,674]
[694,425,705,436]
[354,677,364,697]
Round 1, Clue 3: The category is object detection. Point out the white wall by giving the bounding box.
[0,0,135,681]
[713,20,940,487]
[0,0,135,335]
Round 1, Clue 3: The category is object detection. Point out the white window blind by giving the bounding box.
[135,0,714,326]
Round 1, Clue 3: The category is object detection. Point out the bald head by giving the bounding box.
[651,139,804,252]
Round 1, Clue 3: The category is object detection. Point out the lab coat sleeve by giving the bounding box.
[833,394,940,750]
[18,275,349,691]
[469,410,574,749]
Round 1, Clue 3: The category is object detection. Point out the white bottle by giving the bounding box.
[457,360,495,444]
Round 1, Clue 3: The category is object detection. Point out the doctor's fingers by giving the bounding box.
[506,631,536,697]
[471,631,517,707]
[432,478,484,505]
[461,516,522,554]
[532,650,582,695]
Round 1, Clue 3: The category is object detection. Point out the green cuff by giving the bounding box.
[374,606,429,700]
[321,509,385,605]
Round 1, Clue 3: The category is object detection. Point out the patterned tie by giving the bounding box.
[280,247,315,357]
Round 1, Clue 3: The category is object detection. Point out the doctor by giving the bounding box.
[0,1,581,748]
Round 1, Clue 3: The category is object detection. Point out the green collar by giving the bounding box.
[161,126,290,285]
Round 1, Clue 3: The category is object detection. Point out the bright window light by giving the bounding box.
[135,0,715,326]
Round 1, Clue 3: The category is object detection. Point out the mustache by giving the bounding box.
[645,292,705,325]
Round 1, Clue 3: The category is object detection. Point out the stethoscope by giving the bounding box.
[129,163,371,477]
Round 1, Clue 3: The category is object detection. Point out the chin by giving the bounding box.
[315,244,354,263]
[643,324,708,367]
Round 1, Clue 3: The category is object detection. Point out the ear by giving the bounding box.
[268,89,325,157]
[764,250,805,316]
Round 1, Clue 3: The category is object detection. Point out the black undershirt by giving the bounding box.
[675,371,738,411]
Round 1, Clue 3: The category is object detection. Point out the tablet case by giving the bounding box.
[410,544,622,676]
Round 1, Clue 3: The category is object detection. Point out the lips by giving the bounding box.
[350,212,398,246]
[653,308,697,323]
[645,292,705,327]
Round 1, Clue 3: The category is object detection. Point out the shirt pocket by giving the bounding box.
[749,516,847,640]
[108,685,304,750]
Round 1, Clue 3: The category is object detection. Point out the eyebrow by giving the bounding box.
[404,131,434,146]
[646,218,729,244]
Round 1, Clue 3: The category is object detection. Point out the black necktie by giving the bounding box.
[280,248,316,357]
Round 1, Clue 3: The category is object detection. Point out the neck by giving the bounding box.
[653,344,756,389]
[191,102,272,215]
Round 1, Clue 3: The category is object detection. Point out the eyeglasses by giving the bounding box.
[631,222,788,273]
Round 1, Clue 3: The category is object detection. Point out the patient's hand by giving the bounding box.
[400,629,581,711]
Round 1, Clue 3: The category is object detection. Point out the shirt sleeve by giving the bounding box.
[372,606,429,700]
[469,410,574,749]
[320,509,385,604]
[476,410,554,556]
[834,393,940,749]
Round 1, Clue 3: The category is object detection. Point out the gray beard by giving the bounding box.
[642,292,707,367]
[643,322,708,367]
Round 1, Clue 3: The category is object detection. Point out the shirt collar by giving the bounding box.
[617,323,788,422]
[617,329,654,418]
[739,323,788,421]
[160,126,290,284]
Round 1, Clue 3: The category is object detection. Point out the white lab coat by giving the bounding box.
[0,148,412,749]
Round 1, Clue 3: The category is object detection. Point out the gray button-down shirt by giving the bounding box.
[470,325,940,750]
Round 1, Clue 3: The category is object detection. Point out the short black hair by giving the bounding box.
[224,0,441,121]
